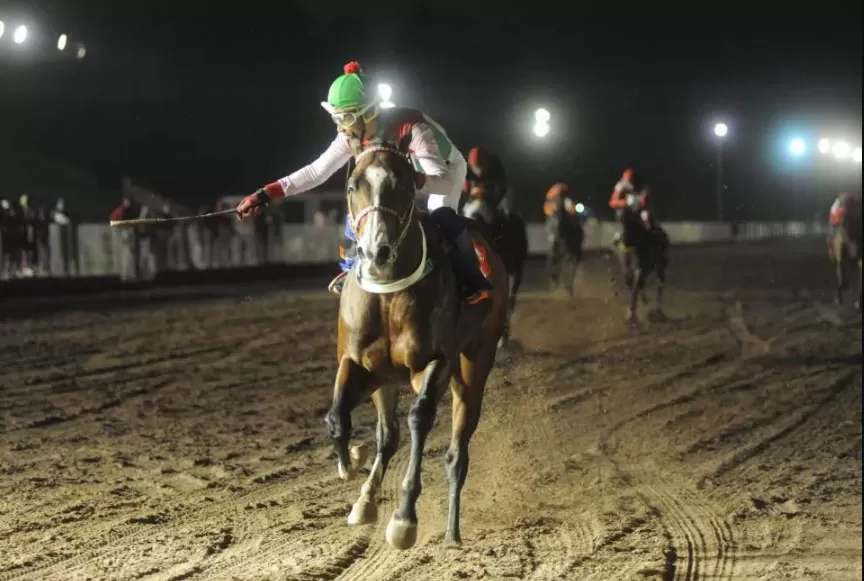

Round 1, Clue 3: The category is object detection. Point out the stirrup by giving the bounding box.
[328,271,348,295]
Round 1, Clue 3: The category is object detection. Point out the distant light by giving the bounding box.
[713,122,728,138]
[0,21,5,39]
[818,138,832,154]
[377,83,392,102]
[533,122,550,138]
[380,101,395,109]
[833,140,851,159]
[57,34,68,51]
[76,43,87,59]
[534,108,551,124]
[788,137,806,156]
[575,203,585,214]
[854,147,863,164]
[13,24,27,44]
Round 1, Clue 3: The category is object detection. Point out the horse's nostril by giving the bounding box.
[374,245,391,265]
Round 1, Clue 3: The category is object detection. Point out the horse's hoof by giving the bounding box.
[337,461,356,481]
[385,514,418,550]
[347,499,377,525]
[350,443,368,471]
[444,532,462,546]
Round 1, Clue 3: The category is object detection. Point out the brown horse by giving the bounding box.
[324,144,509,550]
[828,194,862,310]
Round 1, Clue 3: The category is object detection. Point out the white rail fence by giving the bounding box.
[4,220,827,279]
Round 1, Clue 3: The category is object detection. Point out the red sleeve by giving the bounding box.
[110,205,126,221]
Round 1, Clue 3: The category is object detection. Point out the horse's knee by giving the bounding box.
[407,394,435,435]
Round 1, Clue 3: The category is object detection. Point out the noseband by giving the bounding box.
[348,145,417,263]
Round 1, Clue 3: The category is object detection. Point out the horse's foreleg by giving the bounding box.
[386,357,449,550]
[836,258,847,305]
[347,384,399,526]
[325,357,370,481]
[628,268,646,322]
[444,350,492,545]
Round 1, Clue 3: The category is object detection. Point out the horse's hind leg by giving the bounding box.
[444,348,493,545]
[325,357,371,481]
[386,357,450,550]
[656,263,667,315]
[348,384,399,525]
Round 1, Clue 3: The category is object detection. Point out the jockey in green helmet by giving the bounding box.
[237,61,492,303]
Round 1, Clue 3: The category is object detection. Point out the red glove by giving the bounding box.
[237,183,283,219]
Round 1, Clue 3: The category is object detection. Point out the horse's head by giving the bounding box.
[348,144,418,269]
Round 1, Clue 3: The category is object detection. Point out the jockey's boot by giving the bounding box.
[328,238,357,295]
[452,229,493,304]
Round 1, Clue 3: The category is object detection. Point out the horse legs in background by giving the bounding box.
[547,239,562,290]
[628,267,647,323]
[326,357,372,481]
[444,347,494,544]
[347,384,400,525]
[856,259,862,311]
[386,358,451,550]
[498,273,519,349]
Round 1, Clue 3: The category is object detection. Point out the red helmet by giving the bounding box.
[546,182,569,200]
[468,146,488,167]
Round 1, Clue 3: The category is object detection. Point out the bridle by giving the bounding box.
[347,145,417,264]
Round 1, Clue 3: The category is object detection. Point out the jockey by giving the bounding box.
[543,182,578,218]
[464,146,510,216]
[236,61,492,304]
[829,192,850,233]
[608,168,649,246]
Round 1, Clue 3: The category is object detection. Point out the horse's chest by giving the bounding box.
[341,295,440,373]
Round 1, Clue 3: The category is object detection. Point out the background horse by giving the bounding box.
[326,145,509,550]
[829,195,862,310]
[461,197,528,347]
[614,217,670,322]
[544,197,584,296]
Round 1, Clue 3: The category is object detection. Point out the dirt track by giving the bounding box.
[0,240,861,581]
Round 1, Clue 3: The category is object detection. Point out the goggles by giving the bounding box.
[329,101,376,128]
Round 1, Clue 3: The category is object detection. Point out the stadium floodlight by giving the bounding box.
[713,122,728,138]
[13,24,27,44]
[533,122,550,138]
[788,137,806,156]
[818,138,832,154]
[57,34,67,51]
[832,140,851,159]
[0,21,5,39]
[534,108,551,124]
[854,147,863,164]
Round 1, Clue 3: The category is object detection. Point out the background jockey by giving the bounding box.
[608,168,651,245]
[236,61,492,303]
[543,182,578,220]
[463,146,510,216]
[830,192,851,234]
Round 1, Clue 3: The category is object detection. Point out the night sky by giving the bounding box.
[1,0,862,221]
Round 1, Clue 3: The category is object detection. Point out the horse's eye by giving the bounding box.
[346,180,357,194]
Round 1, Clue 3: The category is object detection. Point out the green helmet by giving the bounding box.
[322,61,366,112]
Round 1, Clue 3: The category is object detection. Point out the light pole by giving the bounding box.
[713,122,728,222]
